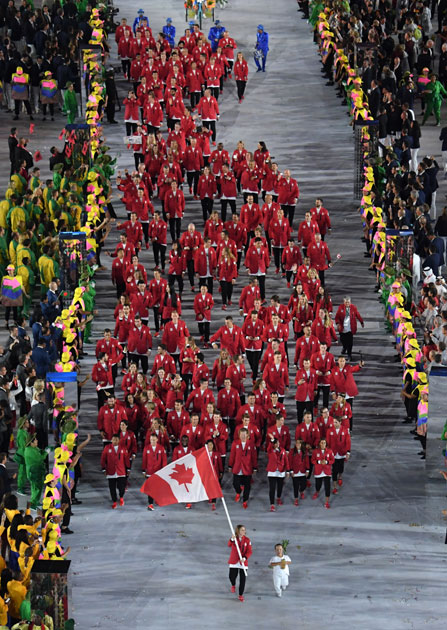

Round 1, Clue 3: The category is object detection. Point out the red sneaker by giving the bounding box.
[212,141,216,146]
[270,504,276,512]
[239,98,242,103]
[185,503,192,509]
[146,242,149,249]
[238,595,244,602]
[294,498,299,506]
[112,502,117,509]
[119,497,124,506]
[332,488,338,495]
[148,504,154,511]
[275,268,280,274]
[231,585,236,593]
[306,481,311,488]
[191,286,196,292]
[325,501,330,509]
[312,492,319,500]
[189,187,193,194]
[154,332,159,338]
[287,282,291,288]
[222,304,227,310]
[235,493,240,502]
[300,492,305,499]
[242,501,248,509]
[211,503,216,511]
[228,300,232,305]
[338,479,343,486]
[276,498,283,505]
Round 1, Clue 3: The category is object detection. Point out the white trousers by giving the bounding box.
[273,572,289,595]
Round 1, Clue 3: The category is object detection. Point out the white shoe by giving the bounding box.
[276,591,282,597]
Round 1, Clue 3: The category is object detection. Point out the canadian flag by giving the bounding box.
[140,447,223,506]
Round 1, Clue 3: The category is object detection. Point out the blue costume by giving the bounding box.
[163,18,176,47]
[255,24,269,72]
[133,10,149,34]
[208,21,226,52]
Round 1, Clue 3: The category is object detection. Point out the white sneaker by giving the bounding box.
[276,591,282,597]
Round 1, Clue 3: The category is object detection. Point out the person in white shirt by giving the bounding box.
[269,543,291,597]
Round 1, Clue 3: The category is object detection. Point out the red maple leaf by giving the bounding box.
[170,463,195,492]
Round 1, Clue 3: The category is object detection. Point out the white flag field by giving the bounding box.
[140,447,223,506]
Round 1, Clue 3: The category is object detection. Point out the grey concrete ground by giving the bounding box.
[2,0,447,628]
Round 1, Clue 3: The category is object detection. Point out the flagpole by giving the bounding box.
[203,447,248,577]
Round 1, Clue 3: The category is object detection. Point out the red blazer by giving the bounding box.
[197,95,219,119]
[294,334,320,366]
[208,448,224,476]
[148,219,168,246]
[282,245,302,270]
[239,285,261,314]
[162,320,189,353]
[298,219,319,247]
[262,363,289,395]
[229,439,258,474]
[294,368,318,402]
[151,352,176,376]
[186,68,204,92]
[217,386,241,418]
[234,59,248,81]
[112,258,126,285]
[269,218,291,247]
[277,176,299,205]
[311,447,335,476]
[310,351,336,386]
[204,421,229,456]
[308,240,331,271]
[92,361,113,389]
[289,449,310,475]
[168,249,186,276]
[226,363,246,394]
[197,173,217,199]
[180,230,204,261]
[101,444,130,477]
[165,189,185,219]
[210,325,245,355]
[180,424,206,450]
[240,203,262,233]
[236,403,265,430]
[185,387,215,413]
[334,304,364,335]
[148,278,168,306]
[220,172,237,198]
[266,442,289,473]
[315,414,335,440]
[326,427,351,456]
[194,292,214,321]
[142,443,167,474]
[245,244,270,274]
[131,290,152,320]
[265,401,287,427]
[218,257,237,282]
[183,145,204,171]
[295,421,321,448]
[311,319,337,347]
[268,425,291,451]
[95,338,123,364]
[310,206,331,235]
[97,404,128,440]
[228,535,252,566]
[204,218,224,245]
[241,318,264,351]
[262,322,289,345]
[192,363,210,389]
[167,409,190,439]
[172,444,192,461]
[329,364,362,397]
[127,324,152,354]
[194,246,217,277]
[114,315,134,343]
[234,422,262,448]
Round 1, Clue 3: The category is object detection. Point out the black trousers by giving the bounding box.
[236,80,246,100]
[108,477,126,502]
[203,119,217,142]
[152,306,160,332]
[273,246,284,271]
[220,199,236,223]
[187,259,195,287]
[201,198,214,222]
[5,306,18,322]
[332,458,344,481]
[186,170,200,195]
[229,568,246,596]
[281,204,295,228]
[42,103,54,116]
[315,475,331,498]
[169,217,181,242]
[268,476,284,504]
[14,99,32,115]
[199,276,213,294]
[292,476,307,497]
[153,243,166,270]
[314,385,330,409]
[190,91,201,108]
[128,353,149,374]
[169,273,184,295]
[246,350,261,379]
[220,280,233,305]
[233,474,251,501]
[198,321,210,342]
[115,279,126,299]
[340,331,353,357]
[296,400,313,423]
[125,122,137,135]
[250,274,265,300]
[121,59,131,76]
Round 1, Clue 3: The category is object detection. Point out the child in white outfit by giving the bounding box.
[269,543,291,597]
